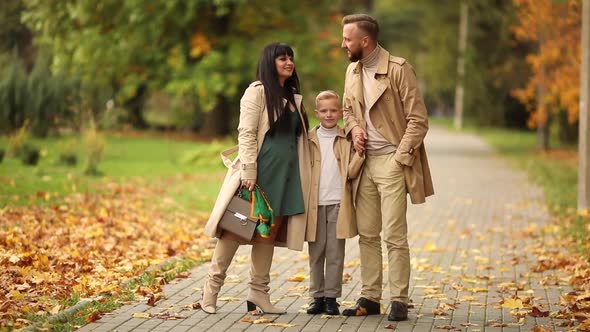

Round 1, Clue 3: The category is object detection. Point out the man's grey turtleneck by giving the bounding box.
[360,44,396,155]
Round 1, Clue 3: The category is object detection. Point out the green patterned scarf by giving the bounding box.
[240,185,274,237]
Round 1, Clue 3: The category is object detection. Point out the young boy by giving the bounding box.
[305,90,360,315]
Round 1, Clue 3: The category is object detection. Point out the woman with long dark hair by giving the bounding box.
[200,42,311,315]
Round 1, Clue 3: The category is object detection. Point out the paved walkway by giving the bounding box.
[79,126,570,331]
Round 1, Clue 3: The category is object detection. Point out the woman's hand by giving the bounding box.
[241,179,256,191]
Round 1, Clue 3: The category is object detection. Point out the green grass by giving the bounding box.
[0,133,233,208]
[430,117,588,256]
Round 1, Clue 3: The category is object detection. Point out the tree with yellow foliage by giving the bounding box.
[511,0,582,147]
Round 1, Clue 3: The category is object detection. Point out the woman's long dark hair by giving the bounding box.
[256,43,309,134]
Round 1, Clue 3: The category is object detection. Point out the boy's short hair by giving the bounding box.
[315,90,340,109]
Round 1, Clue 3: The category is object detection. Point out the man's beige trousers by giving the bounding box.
[356,153,409,304]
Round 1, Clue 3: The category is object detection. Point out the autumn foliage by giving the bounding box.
[0,180,211,329]
[511,0,582,128]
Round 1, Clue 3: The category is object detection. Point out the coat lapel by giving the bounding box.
[349,62,364,108]
[365,48,391,112]
[294,93,308,135]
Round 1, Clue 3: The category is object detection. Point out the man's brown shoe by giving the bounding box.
[341,297,380,316]
[387,301,408,321]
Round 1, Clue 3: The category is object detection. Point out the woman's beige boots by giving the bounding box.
[200,239,240,314]
[246,243,286,314]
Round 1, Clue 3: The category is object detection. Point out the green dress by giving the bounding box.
[256,109,305,216]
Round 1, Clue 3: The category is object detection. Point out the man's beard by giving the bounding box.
[347,48,363,62]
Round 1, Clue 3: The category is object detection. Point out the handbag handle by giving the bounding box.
[220,145,239,169]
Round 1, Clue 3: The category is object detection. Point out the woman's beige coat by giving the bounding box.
[305,126,358,242]
[204,81,311,251]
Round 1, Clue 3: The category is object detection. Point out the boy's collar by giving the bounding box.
[312,124,346,138]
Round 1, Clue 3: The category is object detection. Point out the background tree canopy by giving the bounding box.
[0,0,584,143]
[18,0,348,135]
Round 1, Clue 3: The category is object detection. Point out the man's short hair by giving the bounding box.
[342,14,379,41]
[315,90,340,108]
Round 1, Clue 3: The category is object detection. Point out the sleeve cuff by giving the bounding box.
[240,164,257,180]
[394,141,417,166]
[345,122,359,137]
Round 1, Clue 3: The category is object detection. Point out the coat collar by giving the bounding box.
[349,47,391,112]
[295,94,303,111]
[308,125,346,145]
[250,80,303,111]
[252,80,307,136]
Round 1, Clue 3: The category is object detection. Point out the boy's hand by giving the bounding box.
[351,126,367,155]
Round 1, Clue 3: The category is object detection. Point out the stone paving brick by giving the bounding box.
[77,127,573,332]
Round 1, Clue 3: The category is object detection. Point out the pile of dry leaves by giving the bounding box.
[0,181,211,329]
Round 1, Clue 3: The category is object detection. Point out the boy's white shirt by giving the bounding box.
[317,124,343,206]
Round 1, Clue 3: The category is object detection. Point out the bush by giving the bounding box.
[20,143,40,166]
[58,139,78,166]
[60,153,77,166]
[0,51,80,136]
[83,127,105,176]
[0,149,4,163]
[7,120,30,157]
[0,52,28,133]
[26,54,65,137]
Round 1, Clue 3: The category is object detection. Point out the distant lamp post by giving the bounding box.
[454,0,468,130]
[579,0,590,214]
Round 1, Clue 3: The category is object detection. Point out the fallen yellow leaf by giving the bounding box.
[218,297,241,302]
[132,312,151,319]
[253,317,273,324]
[501,298,523,310]
[266,323,296,327]
[287,273,308,282]
[344,260,359,268]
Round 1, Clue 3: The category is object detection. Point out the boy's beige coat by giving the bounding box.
[305,126,358,241]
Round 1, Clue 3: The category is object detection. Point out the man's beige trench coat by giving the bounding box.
[204,81,311,251]
[305,126,358,242]
[343,48,434,204]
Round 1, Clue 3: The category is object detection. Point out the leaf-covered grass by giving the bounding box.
[26,257,202,332]
[430,117,588,256]
[0,132,230,329]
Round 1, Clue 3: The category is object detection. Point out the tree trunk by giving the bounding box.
[537,36,550,151]
[578,0,590,212]
[536,114,550,151]
[124,83,149,129]
[202,95,230,137]
[453,1,468,130]
[199,5,233,137]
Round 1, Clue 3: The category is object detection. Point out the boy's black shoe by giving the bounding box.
[341,297,380,316]
[306,297,325,314]
[325,297,340,315]
[387,301,408,321]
